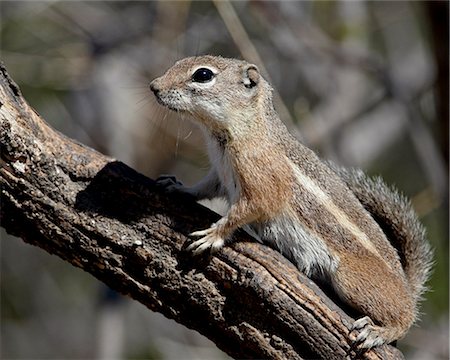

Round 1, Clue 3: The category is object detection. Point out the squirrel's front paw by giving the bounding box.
[186,224,225,255]
[350,316,386,349]
[156,175,188,193]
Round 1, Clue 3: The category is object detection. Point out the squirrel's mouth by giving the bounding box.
[157,98,186,113]
[150,88,188,113]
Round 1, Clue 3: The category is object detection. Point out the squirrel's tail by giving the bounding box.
[328,163,433,305]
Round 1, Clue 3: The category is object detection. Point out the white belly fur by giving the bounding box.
[251,213,338,278]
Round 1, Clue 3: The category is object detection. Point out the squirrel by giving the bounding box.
[149,55,433,350]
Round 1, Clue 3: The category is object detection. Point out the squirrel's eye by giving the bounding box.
[192,68,214,83]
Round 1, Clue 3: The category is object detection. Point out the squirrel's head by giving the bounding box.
[150,56,268,131]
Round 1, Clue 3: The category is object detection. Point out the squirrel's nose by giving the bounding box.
[149,81,157,94]
[149,79,161,95]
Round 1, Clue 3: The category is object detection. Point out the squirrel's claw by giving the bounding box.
[352,316,371,330]
[187,225,225,255]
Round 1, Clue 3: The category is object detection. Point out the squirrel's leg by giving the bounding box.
[187,198,257,255]
[331,253,415,349]
[157,169,224,200]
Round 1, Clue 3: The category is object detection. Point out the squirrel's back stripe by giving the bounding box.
[288,159,384,261]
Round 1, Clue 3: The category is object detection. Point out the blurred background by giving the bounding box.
[1,1,448,359]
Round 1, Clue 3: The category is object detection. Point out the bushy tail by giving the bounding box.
[328,162,433,304]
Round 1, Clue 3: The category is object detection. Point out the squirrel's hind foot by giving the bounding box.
[350,316,387,349]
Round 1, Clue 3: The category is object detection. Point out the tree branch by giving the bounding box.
[0,63,403,360]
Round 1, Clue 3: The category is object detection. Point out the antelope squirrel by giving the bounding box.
[149,55,433,349]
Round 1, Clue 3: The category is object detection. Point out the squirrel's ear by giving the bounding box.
[243,64,259,88]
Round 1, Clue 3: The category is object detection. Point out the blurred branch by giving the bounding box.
[1,63,404,360]
[252,2,386,81]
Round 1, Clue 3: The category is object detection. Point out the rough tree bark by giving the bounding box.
[0,63,404,360]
